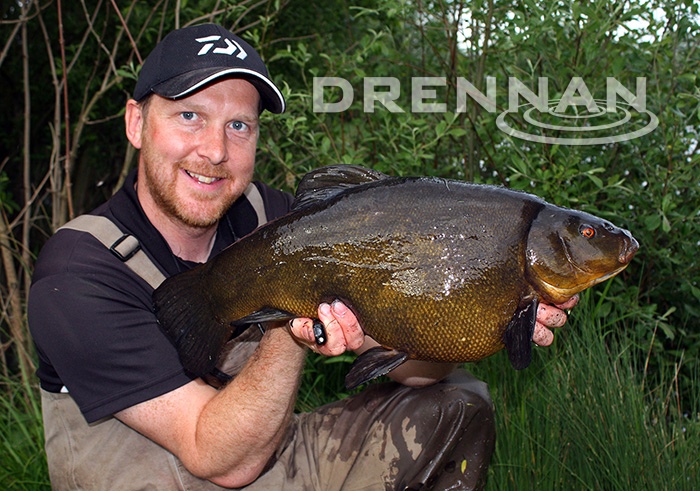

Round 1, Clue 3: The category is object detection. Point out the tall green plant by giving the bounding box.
[0,376,49,489]
[470,289,700,490]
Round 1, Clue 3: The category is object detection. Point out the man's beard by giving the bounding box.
[141,146,237,229]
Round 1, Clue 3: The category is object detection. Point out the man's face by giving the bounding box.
[134,78,260,229]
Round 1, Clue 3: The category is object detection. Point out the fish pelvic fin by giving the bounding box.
[153,269,232,378]
[503,298,539,370]
[231,307,296,327]
[292,165,390,209]
[345,346,409,390]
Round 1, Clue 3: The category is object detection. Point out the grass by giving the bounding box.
[2,290,698,490]
[470,289,700,490]
[0,375,49,490]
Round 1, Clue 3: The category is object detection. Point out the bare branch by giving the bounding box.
[109,0,143,64]
[0,211,36,379]
[56,0,74,218]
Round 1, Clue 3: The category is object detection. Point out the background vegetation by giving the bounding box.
[1,0,698,489]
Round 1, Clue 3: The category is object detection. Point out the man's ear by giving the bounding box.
[125,99,144,149]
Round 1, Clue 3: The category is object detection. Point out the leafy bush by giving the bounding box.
[1,0,698,488]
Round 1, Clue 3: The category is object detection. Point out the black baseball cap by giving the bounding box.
[133,24,285,113]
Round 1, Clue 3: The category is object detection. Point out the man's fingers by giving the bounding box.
[331,300,364,350]
[287,301,364,357]
[288,318,315,344]
[316,303,347,356]
[532,323,554,346]
[537,303,568,329]
[532,295,578,347]
[556,294,579,310]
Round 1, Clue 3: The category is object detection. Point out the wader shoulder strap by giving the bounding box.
[244,182,268,227]
[58,215,166,289]
[57,183,267,290]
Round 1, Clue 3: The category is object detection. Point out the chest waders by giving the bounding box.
[41,184,266,490]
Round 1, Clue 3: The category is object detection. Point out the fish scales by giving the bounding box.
[154,165,638,386]
[200,178,539,362]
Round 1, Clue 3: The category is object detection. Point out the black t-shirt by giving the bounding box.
[28,170,293,423]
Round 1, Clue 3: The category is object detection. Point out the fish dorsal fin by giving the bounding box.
[502,298,539,370]
[292,165,390,209]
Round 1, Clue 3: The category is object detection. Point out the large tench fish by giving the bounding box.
[154,165,639,389]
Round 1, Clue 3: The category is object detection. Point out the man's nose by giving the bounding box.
[197,126,228,165]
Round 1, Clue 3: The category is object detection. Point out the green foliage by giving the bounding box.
[2,0,699,488]
[470,289,700,490]
[0,377,49,490]
[296,353,358,412]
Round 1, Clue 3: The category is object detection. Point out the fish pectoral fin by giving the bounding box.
[345,347,409,390]
[292,165,390,209]
[502,298,539,370]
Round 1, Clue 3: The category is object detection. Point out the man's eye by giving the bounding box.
[230,121,248,131]
[181,112,198,121]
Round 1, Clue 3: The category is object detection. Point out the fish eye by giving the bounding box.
[579,225,596,239]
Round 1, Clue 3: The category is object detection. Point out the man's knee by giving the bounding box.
[383,368,495,457]
[414,369,494,425]
[441,369,493,408]
[388,370,495,490]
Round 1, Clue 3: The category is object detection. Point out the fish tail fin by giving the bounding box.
[153,269,231,378]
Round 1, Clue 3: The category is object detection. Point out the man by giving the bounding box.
[28,24,576,490]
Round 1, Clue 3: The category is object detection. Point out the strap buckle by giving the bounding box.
[109,234,141,262]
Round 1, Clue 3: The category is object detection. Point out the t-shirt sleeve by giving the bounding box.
[28,233,192,423]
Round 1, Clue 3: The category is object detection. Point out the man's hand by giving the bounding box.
[287,300,364,356]
[532,295,579,346]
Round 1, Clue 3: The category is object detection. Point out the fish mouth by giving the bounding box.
[619,234,639,264]
[559,231,640,273]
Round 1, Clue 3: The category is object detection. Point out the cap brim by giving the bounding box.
[151,67,286,113]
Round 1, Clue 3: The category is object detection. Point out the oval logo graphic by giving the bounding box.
[496,77,659,145]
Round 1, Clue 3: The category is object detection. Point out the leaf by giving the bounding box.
[511,154,529,175]
[661,214,671,233]
[320,137,331,154]
[644,214,661,231]
[690,285,700,303]
[435,120,447,137]
[587,173,604,189]
[658,322,675,340]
